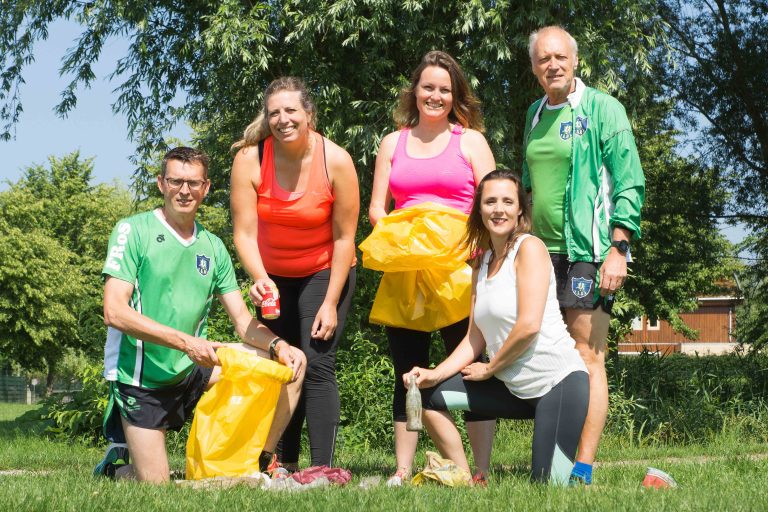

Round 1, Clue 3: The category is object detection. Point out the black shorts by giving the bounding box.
[103,366,213,441]
[550,254,614,314]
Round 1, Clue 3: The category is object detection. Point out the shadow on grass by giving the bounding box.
[0,407,51,439]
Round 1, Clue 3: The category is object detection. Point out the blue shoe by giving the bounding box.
[568,473,590,487]
[568,461,592,486]
[93,443,129,478]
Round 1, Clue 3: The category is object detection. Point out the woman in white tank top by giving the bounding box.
[403,169,589,485]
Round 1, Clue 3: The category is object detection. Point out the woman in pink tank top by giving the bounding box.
[368,51,496,485]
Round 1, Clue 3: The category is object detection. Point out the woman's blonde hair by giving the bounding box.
[463,169,531,268]
[393,51,485,131]
[231,76,317,151]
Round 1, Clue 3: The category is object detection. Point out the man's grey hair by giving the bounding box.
[528,26,579,61]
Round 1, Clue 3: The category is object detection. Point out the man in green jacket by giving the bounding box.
[522,26,645,485]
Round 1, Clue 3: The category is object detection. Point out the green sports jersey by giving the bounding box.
[522,78,645,263]
[526,104,571,253]
[101,209,239,389]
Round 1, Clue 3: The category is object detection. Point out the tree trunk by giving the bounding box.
[45,365,56,396]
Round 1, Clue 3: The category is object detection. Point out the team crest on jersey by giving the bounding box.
[571,277,593,299]
[196,254,210,276]
[559,121,573,140]
[575,116,588,136]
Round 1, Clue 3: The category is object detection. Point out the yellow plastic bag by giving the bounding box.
[411,451,471,487]
[369,267,472,332]
[360,203,470,271]
[185,347,293,480]
[360,203,472,331]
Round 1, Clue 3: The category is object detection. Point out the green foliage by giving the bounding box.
[660,0,768,213]
[658,1,768,349]
[735,259,768,351]
[0,153,133,382]
[733,224,768,352]
[1,1,749,452]
[1,1,666,190]
[2,0,735,339]
[629,104,736,336]
[336,331,393,450]
[30,363,108,443]
[607,352,768,445]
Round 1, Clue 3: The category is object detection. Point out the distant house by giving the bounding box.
[618,295,742,355]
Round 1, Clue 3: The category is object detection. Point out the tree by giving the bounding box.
[660,0,768,214]
[2,1,666,193]
[659,0,768,350]
[0,153,132,392]
[733,228,768,351]
[1,1,731,340]
[629,100,735,337]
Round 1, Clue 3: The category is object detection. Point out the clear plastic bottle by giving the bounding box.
[405,374,423,431]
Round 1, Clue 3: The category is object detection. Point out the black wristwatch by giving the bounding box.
[611,240,630,255]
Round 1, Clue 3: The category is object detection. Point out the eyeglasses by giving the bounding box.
[163,177,208,191]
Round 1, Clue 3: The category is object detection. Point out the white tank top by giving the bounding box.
[474,234,587,399]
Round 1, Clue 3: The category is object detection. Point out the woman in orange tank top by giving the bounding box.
[230,77,359,469]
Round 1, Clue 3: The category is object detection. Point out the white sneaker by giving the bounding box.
[386,468,410,487]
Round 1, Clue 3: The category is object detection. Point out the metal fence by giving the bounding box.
[0,375,82,404]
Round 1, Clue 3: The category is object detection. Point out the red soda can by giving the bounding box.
[261,288,280,320]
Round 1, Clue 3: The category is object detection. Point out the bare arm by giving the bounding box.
[460,128,496,184]
[311,139,360,340]
[368,131,398,226]
[217,290,305,382]
[230,146,275,304]
[462,237,550,381]
[103,277,223,367]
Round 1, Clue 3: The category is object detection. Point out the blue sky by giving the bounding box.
[2,20,189,190]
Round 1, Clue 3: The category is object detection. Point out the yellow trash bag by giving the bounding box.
[185,347,293,480]
[359,203,472,331]
[411,451,471,487]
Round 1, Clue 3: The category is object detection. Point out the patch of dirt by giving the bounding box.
[597,452,768,467]
[0,469,52,476]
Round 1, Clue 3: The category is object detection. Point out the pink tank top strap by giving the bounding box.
[444,123,463,153]
[392,128,410,162]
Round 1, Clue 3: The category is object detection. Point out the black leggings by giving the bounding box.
[386,320,492,422]
[259,267,355,467]
[422,371,589,484]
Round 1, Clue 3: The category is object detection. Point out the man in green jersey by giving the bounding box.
[522,26,645,485]
[95,147,306,483]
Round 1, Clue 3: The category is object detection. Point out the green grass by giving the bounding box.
[1,403,767,511]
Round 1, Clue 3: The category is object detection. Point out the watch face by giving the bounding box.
[615,240,629,253]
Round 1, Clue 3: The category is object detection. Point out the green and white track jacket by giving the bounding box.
[522,78,645,263]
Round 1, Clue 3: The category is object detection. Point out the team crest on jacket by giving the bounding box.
[575,116,588,136]
[559,121,573,140]
[196,254,210,276]
[571,277,593,299]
